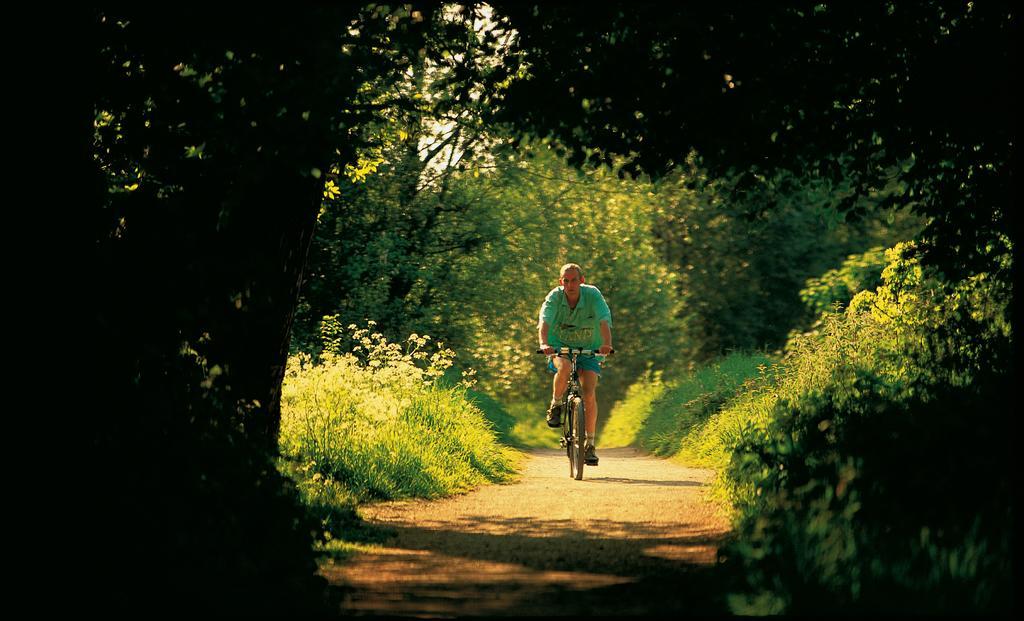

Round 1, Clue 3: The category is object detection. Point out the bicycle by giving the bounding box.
[536,346,614,480]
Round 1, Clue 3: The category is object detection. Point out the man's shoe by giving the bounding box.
[546,403,562,428]
[585,444,599,466]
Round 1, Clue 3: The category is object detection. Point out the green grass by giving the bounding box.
[603,352,777,466]
[505,400,558,447]
[470,391,562,449]
[600,371,670,448]
[278,334,524,546]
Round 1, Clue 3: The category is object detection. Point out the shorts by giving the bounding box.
[547,353,604,376]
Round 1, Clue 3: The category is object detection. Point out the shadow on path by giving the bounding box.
[323,442,741,618]
[322,447,737,616]
[325,516,735,616]
[582,476,705,487]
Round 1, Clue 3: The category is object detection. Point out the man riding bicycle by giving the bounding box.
[538,263,613,466]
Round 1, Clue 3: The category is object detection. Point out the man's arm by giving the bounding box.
[599,320,613,355]
[592,288,612,354]
[539,321,555,354]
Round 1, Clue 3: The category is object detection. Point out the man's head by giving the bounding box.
[559,263,584,294]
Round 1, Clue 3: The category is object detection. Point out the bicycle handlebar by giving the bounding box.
[536,347,615,355]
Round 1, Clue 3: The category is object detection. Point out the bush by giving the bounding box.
[799,245,888,317]
[721,240,1013,613]
[279,321,520,539]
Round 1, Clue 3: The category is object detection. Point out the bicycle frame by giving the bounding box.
[538,346,613,480]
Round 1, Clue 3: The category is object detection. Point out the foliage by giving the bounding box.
[430,139,688,406]
[293,4,518,353]
[80,4,1013,614]
[720,241,1013,613]
[610,239,1013,613]
[296,116,921,449]
[298,135,690,409]
[492,1,1014,278]
[650,163,922,361]
[602,353,776,463]
[83,343,333,613]
[799,246,889,318]
[82,6,467,611]
[280,322,519,513]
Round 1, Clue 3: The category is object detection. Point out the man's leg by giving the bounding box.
[578,369,599,435]
[546,356,571,427]
[551,356,570,402]
[579,369,600,465]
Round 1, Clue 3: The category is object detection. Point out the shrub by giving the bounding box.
[721,240,1013,613]
[799,246,888,317]
[279,320,520,539]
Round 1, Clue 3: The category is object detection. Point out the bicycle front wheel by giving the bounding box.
[569,397,585,480]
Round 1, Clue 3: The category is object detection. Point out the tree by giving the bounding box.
[293,4,515,353]
[486,3,1013,611]
[81,6,439,611]
[491,1,1014,278]
[70,2,1012,611]
[650,163,924,361]
[429,139,687,406]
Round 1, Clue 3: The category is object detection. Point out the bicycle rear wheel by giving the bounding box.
[569,397,585,480]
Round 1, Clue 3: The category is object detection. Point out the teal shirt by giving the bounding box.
[539,284,612,350]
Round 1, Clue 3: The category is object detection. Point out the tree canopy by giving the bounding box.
[491,1,1014,276]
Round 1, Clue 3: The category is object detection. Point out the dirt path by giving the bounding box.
[322,447,734,617]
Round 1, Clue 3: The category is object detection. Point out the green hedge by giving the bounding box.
[722,240,1013,613]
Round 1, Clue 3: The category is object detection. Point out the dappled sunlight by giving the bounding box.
[324,511,729,616]
[324,548,636,616]
[584,476,705,487]
[643,543,718,564]
[325,448,733,614]
[323,546,634,588]
[323,545,634,617]
[379,514,725,543]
